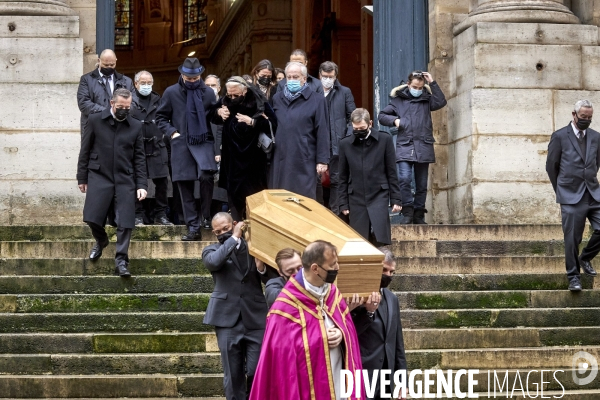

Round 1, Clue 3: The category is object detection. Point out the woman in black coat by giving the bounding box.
[378,71,447,224]
[213,76,277,220]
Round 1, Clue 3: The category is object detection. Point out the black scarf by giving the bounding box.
[180,76,210,145]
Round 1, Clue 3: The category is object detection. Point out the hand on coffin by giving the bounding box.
[365,292,381,313]
[346,293,364,312]
[391,204,402,213]
[255,258,266,273]
[327,327,343,348]
[232,221,245,239]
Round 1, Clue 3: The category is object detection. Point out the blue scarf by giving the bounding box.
[283,82,308,102]
[181,77,210,145]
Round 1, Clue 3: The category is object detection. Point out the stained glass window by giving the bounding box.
[115,0,134,49]
[184,0,207,45]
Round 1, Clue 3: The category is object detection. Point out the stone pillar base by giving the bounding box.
[446,22,600,223]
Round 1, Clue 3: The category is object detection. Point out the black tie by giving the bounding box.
[103,75,112,96]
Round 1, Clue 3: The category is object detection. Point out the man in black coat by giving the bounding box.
[131,70,172,226]
[339,108,402,246]
[546,99,600,291]
[77,49,135,134]
[156,58,218,241]
[202,212,278,400]
[319,61,356,215]
[351,249,407,400]
[77,88,148,277]
[264,247,302,308]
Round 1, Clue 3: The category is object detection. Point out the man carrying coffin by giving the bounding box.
[250,240,363,400]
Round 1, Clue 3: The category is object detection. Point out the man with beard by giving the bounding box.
[156,58,218,239]
[214,76,277,220]
[202,212,278,400]
[351,248,407,400]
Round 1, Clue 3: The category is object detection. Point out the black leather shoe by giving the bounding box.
[154,215,174,226]
[135,217,144,226]
[114,262,131,277]
[202,218,211,229]
[568,277,582,292]
[182,230,202,241]
[89,241,109,261]
[580,259,598,276]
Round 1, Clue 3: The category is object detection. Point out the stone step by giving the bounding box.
[0,276,214,294]
[404,327,600,349]
[0,312,210,333]
[0,333,218,354]
[0,258,208,276]
[0,224,566,242]
[391,224,566,241]
[0,256,578,276]
[0,374,223,398]
[391,273,598,291]
[0,353,223,375]
[0,225,215,242]
[399,289,600,309]
[391,240,573,257]
[0,293,210,313]
[400,307,600,329]
[0,241,210,259]
[2,289,598,314]
[395,256,568,274]
[0,274,596,295]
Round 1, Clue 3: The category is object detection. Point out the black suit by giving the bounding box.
[202,237,278,400]
[76,108,147,264]
[546,122,600,280]
[351,288,407,399]
[339,130,402,245]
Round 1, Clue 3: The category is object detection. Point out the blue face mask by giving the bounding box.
[410,88,423,98]
[287,80,302,93]
[138,84,152,96]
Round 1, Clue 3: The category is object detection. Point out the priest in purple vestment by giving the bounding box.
[249,240,364,400]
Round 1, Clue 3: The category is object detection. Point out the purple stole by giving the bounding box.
[250,271,363,400]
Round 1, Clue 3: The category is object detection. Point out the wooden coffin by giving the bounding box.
[246,189,383,297]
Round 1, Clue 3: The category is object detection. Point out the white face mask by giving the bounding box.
[212,87,219,97]
[321,77,334,89]
[138,84,152,96]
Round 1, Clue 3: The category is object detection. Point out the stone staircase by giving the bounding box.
[0,225,598,399]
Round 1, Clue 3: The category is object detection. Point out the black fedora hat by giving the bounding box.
[178,57,205,77]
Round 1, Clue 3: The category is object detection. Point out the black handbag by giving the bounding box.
[257,120,274,154]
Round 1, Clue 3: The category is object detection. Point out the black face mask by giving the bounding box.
[257,76,271,86]
[223,95,244,107]
[114,108,129,121]
[184,80,201,90]
[217,230,233,244]
[353,128,370,138]
[100,67,115,76]
[576,115,592,130]
[317,264,338,284]
[380,274,393,289]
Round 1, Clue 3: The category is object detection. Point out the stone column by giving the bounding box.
[0,0,84,224]
[0,0,75,16]
[454,0,579,34]
[444,0,600,223]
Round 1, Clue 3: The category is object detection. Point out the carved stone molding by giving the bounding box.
[0,0,75,16]
[454,0,579,35]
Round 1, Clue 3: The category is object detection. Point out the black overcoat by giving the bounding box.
[338,130,402,245]
[213,89,277,217]
[130,91,169,179]
[156,78,218,182]
[76,109,148,229]
[269,87,330,199]
[378,81,447,163]
[327,79,356,156]
[77,69,135,132]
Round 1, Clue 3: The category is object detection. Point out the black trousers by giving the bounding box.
[215,317,264,400]
[560,190,600,279]
[87,222,132,264]
[177,172,214,231]
[135,176,168,218]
